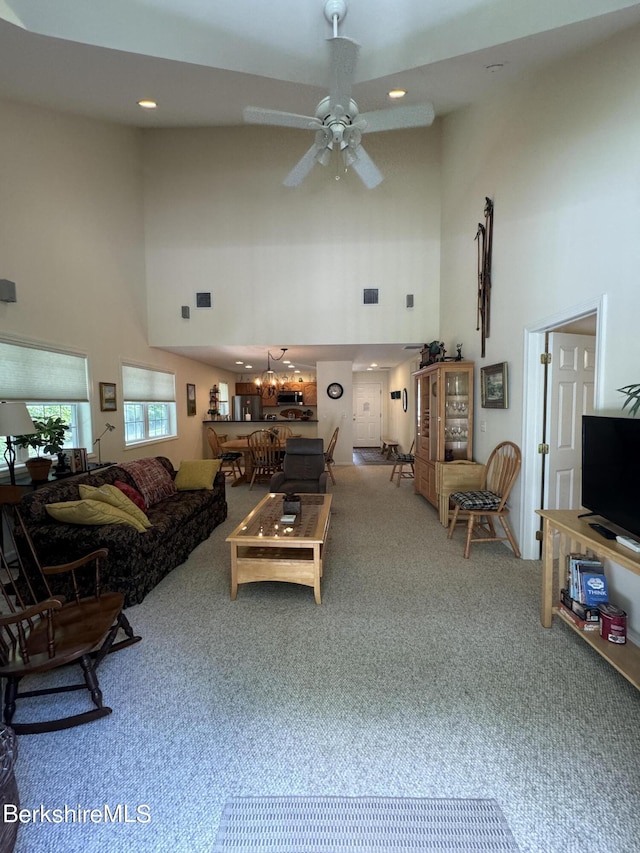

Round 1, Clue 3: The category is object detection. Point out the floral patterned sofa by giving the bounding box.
[16,456,227,607]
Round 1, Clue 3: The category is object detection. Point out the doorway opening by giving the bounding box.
[520,297,606,560]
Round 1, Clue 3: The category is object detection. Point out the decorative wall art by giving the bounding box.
[475,197,494,358]
[186,383,196,416]
[481,362,508,409]
[99,382,117,412]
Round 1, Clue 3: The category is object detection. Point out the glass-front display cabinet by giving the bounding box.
[414,361,474,507]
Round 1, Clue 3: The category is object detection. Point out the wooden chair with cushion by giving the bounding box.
[0,507,140,734]
[447,441,522,559]
[207,426,243,481]
[247,429,283,490]
[389,440,415,487]
[324,427,339,485]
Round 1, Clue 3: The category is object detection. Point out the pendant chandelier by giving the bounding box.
[256,348,288,397]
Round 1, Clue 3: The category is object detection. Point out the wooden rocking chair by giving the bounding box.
[0,507,140,734]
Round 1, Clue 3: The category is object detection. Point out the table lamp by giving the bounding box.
[0,402,36,485]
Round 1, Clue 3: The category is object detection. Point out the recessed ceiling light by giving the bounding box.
[235,361,244,365]
[388,89,406,99]
[370,363,378,367]
[137,99,157,109]
[244,364,252,369]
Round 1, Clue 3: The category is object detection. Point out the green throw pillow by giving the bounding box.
[79,483,151,529]
[46,499,147,532]
[175,459,222,491]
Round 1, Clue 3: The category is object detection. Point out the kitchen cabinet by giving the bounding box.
[235,383,259,396]
[414,361,474,508]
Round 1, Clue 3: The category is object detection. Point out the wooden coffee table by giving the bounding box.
[226,493,332,604]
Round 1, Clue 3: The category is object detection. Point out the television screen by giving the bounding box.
[581,415,640,539]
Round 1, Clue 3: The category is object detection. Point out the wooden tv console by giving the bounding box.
[537,509,640,690]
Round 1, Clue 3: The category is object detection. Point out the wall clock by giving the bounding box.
[327,382,344,399]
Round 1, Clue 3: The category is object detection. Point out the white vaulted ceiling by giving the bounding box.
[1,0,640,128]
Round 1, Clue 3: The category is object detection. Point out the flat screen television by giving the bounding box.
[581,415,640,539]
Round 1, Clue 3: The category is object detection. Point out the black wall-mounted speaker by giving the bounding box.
[0,279,17,302]
[406,294,414,308]
[196,292,212,308]
[181,306,190,319]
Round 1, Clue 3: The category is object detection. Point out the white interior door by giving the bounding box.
[544,332,596,510]
[353,383,381,447]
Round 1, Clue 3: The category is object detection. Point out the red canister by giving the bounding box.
[599,603,627,644]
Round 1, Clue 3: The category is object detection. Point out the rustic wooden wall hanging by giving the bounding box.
[475,197,494,357]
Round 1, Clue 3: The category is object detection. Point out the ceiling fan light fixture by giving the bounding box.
[316,147,332,167]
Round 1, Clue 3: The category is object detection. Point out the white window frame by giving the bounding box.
[122,364,177,447]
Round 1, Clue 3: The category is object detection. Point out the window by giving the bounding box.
[122,364,176,446]
[0,340,91,468]
[218,382,229,418]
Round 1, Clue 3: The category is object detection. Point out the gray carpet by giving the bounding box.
[213,796,520,852]
[9,464,640,853]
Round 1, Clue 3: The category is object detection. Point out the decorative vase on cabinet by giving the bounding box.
[413,361,474,508]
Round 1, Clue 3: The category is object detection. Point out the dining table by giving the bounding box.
[221,434,301,486]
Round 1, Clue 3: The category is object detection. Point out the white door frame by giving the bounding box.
[520,295,607,560]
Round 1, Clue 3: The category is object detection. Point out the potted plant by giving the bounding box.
[618,384,640,417]
[13,416,70,482]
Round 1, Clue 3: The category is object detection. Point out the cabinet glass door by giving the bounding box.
[444,369,470,460]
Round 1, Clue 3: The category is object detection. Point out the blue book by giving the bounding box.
[578,562,608,606]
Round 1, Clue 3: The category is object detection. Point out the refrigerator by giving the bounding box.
[232,395,263,422]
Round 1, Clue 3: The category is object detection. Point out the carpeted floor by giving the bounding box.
[9,464,640,853]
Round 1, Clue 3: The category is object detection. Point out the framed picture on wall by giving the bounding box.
[99,382,117,412]
[186,383,196,416]
[481,362,508,409]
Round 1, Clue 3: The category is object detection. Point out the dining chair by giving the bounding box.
[389,439,415,487]
[207,427,243,481]
[324,427,339,485]
[247,429,283,490]
[447,441,522,558]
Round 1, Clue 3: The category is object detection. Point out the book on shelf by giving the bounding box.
[566,553,607,605]
[558,600,600,632]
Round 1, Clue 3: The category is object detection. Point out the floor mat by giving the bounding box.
[353,447,395,465]
[213,796,520,852]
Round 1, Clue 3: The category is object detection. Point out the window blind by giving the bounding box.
[122,365,175,403]
[0,340,89,402]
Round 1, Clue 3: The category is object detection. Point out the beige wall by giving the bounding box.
[439,23,640,623]
[141,125,442,351]
[0,98,235,470]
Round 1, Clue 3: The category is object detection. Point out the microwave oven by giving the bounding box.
[277,391,303,405]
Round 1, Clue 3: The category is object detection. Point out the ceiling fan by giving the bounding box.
[243,0,435,189]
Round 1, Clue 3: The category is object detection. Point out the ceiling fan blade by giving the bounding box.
[243,106,321,131]
[328,37,360,113]
[359,103,435,133]
[283,144,322,188]
[349,144,383,189]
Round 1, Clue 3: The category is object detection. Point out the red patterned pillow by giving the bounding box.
[120,459,177,507]
[114,480,148,512]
